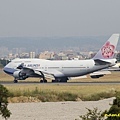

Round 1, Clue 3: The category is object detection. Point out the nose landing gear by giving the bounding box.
[14,78,18,83]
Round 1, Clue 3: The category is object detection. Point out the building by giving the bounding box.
[39,51,54,59]
[29,52,35,58]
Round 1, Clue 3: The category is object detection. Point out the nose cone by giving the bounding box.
[3,66,9,74]
[3,66,15,75]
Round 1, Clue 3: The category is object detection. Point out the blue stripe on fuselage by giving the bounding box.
[3,67,17,75]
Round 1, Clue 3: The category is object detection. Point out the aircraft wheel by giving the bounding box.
[60,80,67,82]
[44,80,47,83]
[40,80,43,83]
[52,80,58,82]
[52,80,55,82]
[40,80,47,83]
[14,80,18,83]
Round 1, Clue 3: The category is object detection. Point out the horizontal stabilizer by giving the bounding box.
[94,59,111,65]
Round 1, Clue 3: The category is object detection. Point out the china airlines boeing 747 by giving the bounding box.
[3,34,119,83]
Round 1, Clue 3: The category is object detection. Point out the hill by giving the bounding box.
[0,36,112,51]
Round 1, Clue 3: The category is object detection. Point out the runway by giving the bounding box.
[1,81,120,85]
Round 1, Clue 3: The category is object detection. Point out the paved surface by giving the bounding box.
[0,97,114,120]
[1,81,120,86]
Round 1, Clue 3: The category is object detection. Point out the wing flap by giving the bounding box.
[36,69,65,77]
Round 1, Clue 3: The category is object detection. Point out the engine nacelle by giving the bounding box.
[90,75,104,79]
[13,71,28,80]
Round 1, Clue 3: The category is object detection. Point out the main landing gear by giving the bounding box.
[40,79,47,83]
[39,71,47,83]
[52,77,68,83]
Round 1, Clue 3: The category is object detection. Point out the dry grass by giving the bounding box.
[3,84,119,102]
[4,84,120,96]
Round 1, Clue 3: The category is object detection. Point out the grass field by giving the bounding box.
[4,84,119,102]
[4,84,119,96]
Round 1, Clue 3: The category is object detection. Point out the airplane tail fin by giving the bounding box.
[93,34,119,59]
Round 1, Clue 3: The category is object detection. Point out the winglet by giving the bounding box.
[93,34,119,59]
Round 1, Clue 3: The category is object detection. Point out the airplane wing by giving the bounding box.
[17,63,65,79]
[37,69,65,77]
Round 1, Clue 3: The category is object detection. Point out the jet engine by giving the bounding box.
[90,75,104,78]
[13,71,28,80]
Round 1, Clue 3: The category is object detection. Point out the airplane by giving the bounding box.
[3,34,119,83]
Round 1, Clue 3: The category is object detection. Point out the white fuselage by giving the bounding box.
[4,58,116,78]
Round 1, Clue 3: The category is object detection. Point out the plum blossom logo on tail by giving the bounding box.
[101,41,115,58]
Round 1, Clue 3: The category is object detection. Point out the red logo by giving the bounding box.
[101,41,115,58]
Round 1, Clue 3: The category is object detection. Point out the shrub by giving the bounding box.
[58,92,78,101]
[105,92,120,120]
[78,91,120,120]
[78,107,105,120]
[0,84,11,119]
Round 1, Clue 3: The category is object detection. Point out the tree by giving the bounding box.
[0,84,11,119]
[0,59,10,67]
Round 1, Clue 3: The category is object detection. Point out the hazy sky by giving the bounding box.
[0,0,120,37]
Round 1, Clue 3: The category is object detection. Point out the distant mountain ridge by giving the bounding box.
[0,36,119,51]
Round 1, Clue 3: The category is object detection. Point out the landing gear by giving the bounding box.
[52,77,68,83]
[40,79,47,83]
[39,71,47,83]
[52,80,56,82]
[14,79,18,83]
